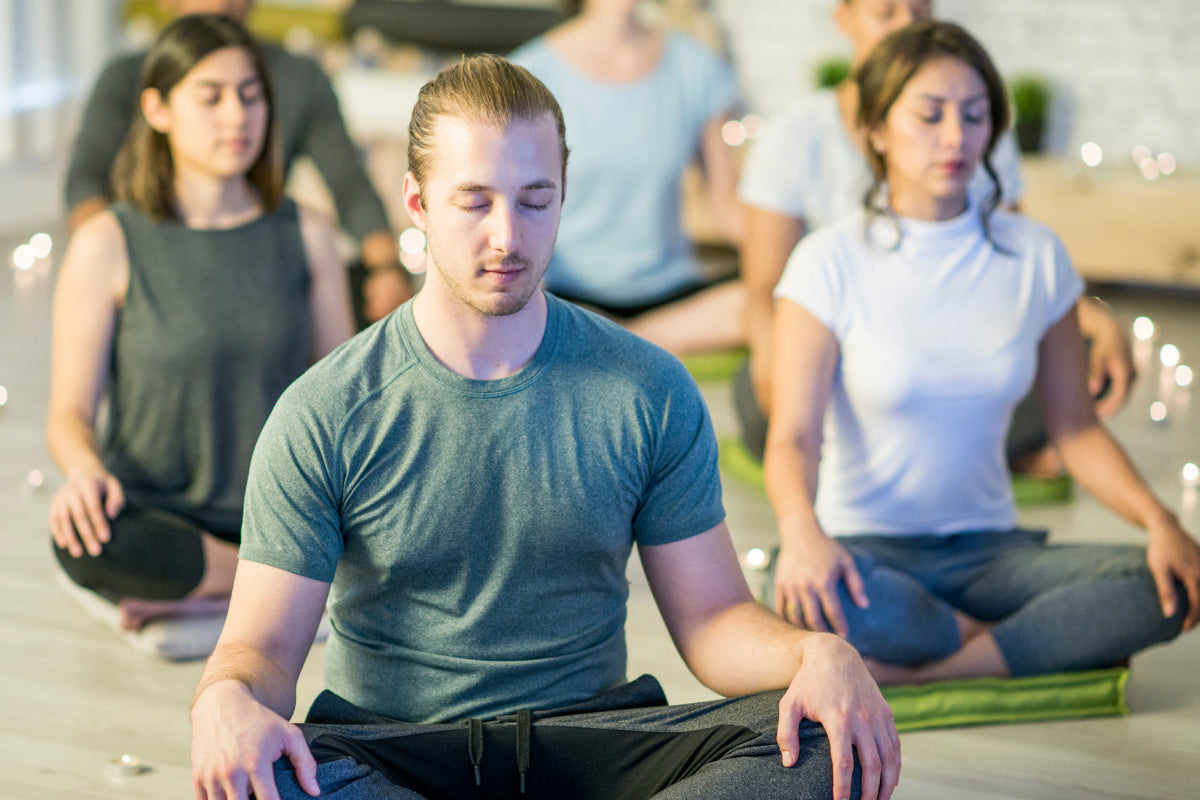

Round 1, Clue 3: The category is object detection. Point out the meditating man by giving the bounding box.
[189,55,899,800]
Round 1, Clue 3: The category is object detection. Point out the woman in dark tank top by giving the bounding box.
[45,14,354,655]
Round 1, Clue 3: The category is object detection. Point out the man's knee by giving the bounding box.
[273,756,426,800]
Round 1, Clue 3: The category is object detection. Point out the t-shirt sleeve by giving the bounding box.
[1041,230,1085,332]
[239,381,345,583]
[773,232,845,336]
[631,363,725,546]
[674,34,739,130]
[737,117,808,216]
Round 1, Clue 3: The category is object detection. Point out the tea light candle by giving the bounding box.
[108,753,144,780]
[743,547,768,570]
[1183,463,1200,487]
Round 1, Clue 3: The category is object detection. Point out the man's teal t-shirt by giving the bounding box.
[240,294,725,723]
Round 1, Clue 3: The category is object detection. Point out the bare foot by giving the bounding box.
[117,594,231,632]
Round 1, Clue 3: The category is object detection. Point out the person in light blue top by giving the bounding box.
[511,0,744,356]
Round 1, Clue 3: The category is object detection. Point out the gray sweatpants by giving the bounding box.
[272,679,860,800]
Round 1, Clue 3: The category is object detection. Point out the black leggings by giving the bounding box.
[53,503,233,602]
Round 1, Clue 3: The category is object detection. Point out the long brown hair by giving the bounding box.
[113,13,281,220]
[856,20,1010,239]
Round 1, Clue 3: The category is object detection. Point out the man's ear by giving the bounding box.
[141,88,170,133]
[402,171,427,230]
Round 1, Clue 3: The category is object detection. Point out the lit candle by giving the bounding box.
[1132,316,1155,341]
[1150,401,1168,424]
[743,547,768,570]
[1176,365,1194,388]
[29,232,52,259]
[1160,344,1181,368]
[1182,463,1200,487]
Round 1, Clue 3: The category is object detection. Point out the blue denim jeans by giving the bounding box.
[827,529,1186,676]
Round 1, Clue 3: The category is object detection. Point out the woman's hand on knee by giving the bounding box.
[775,532,869,638]
[48,468,125,557]
[191,680,319,800]
[776,633,900,800]
[1146,516,1200,631]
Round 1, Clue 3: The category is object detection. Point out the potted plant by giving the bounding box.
[814,56,851,89]
[1011,74,1051,154]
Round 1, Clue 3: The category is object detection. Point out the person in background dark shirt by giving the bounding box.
[65,0,411,324]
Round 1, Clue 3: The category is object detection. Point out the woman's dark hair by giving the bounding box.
[113,13,281,220]
[559,0,583,16]
[856,20,1010,238]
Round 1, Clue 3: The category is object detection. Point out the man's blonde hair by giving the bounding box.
[408,54,569,205]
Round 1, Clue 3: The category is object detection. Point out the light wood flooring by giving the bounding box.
[2,223,1198,798]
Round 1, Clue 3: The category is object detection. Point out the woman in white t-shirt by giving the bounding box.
[737,0,1134,474]
[765,20,1198,682]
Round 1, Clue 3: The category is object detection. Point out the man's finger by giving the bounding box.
[249,767,284,800]
[827,726,856,800]
[876,718,901,800]
[284,727,320,797]
[775,698,801,767]
[856,731,882,800]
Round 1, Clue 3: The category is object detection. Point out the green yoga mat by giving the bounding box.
[882,667,1129,732]
[719,437,1073,506]
[680,348,749,384]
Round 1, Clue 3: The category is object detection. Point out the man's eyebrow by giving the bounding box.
[450,180,558,193]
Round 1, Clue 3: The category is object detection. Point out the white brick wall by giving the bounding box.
[712,0,1200,165]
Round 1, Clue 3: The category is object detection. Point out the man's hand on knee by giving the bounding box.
[775,633,900,800]
[191,679,319,800]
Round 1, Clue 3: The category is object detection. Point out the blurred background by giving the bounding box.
[2,0,1197,287]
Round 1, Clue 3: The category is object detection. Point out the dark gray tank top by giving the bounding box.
[103,200,312,536]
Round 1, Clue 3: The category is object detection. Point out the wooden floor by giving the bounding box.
[2,222,1198,799]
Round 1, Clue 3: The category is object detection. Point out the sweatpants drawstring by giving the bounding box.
[467,718,483,786]
[516,708,531,794]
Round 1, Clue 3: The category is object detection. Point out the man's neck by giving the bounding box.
[411,288,549,381]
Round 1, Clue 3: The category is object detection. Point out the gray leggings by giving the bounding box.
[793,529,1186,676]
[272,677,861,800]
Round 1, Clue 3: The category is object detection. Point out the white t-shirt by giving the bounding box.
[774,208,1083,536]
[739,90,1023,230]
